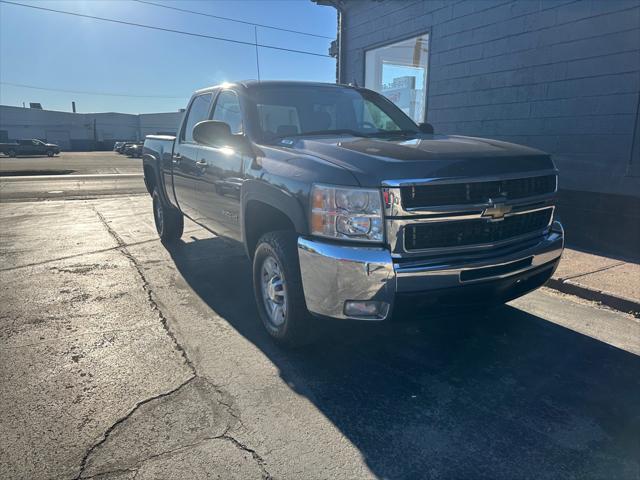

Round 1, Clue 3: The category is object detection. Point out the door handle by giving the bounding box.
[196,159,207,166]
[172,153,181,164]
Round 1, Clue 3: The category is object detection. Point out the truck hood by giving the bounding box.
[273,134,554,187]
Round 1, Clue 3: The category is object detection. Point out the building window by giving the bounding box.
[365,33,429,123]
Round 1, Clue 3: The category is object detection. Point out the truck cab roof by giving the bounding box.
[193,80,355,95]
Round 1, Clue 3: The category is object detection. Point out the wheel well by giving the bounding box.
[245,200,296,257]
[143,164,156,194]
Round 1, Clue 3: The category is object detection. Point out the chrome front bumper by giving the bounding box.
[297,221,564,320]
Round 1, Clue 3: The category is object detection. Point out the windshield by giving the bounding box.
[245,85,419,142]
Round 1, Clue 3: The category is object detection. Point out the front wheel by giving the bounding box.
[253,231,315,347]
[8,149,16,157]
[152,188,183,244]
[46,150,54,157]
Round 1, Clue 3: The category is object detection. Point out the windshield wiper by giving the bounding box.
[371,129,420,137]
[272,129,368,141]
[270,128,420,143]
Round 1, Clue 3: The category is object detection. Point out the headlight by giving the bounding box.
[310,184,383,242]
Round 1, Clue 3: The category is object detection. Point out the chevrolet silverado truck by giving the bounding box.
[0,139,61,157]
[143,81,564,345]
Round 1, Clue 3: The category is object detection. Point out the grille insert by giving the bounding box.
[401,175,556,209]
[404,209,552,251]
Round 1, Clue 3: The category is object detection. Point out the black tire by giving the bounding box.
[253,231,315,347]
[152,188,183,244]
[46,150,54,157]
[8,149,16,157]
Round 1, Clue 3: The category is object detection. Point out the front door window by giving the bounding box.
[212,90,243,135]
[181,93,213,143]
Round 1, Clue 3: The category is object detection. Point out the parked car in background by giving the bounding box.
[123,142,143,157]
[0,139,61,157]
[144,81,564,346]
[113,141,125,152]
[116,141,134,153]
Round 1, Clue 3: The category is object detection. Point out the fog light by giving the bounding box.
[344,300,388,318]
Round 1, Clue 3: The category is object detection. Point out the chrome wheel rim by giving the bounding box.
[154,197,164,235]
[260,256,287,327]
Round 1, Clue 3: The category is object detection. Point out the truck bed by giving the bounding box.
[142,134,177,203]
[143,135,175,163]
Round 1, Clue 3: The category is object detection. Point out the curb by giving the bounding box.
[546,278,640,318]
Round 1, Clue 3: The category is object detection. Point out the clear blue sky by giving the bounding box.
[0,0,337,114]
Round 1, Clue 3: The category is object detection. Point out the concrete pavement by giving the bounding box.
[0,151,143,176]
[0,151,146,202]
[2,194,639,479]
[0,173,146,202]
[550,249,640,317]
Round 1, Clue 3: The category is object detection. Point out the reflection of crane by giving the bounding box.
[412,36,427,67]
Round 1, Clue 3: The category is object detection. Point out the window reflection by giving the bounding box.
[365,33,429,123]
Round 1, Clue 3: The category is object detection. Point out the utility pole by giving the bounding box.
[72,101,76,113]
[254,26,261,82]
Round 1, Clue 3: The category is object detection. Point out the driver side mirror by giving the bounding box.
[418,122,434,134]
[192,120,232,147]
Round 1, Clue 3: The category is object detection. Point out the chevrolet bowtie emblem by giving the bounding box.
[482,200,512,221]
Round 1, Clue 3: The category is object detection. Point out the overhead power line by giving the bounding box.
[0,81,187,98]
[0,1,332,58]
[131,0,333,39]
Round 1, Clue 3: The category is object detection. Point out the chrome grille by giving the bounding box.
[383,170,558,257]
[401,175,556,209]
[404,208,553,251]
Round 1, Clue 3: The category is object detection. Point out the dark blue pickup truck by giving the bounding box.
[0,139,61,157]
[143,81,564,345]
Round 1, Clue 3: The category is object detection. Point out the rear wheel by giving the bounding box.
[8,149,16,157]
[152,188,183,244]
[253,231,315,347]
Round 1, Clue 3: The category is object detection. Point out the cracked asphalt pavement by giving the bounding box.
[1,174,640,479]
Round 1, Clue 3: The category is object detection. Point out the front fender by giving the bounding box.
[240,147,360,256]
[241,178,308,237]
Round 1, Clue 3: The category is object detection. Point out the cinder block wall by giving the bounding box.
[339,0,640,257]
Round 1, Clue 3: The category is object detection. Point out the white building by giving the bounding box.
[0,105,182,150]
